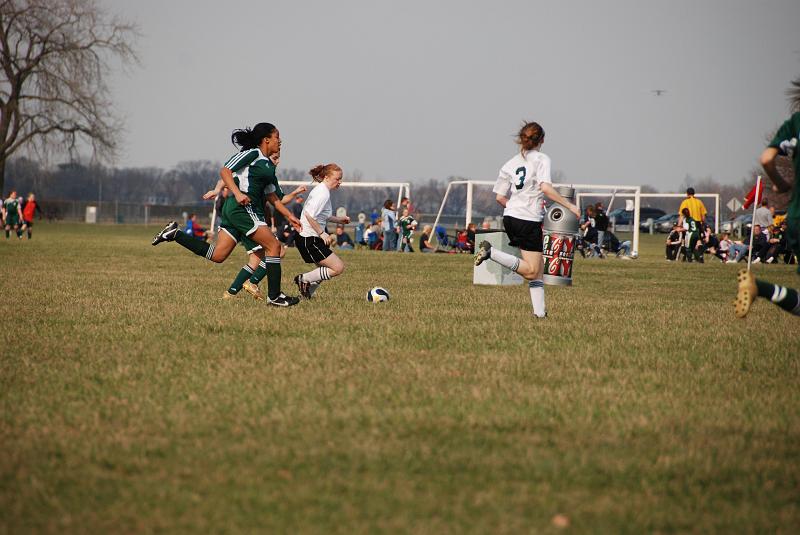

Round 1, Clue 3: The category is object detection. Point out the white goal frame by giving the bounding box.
[431,180,644,256]
[281,181,411,214]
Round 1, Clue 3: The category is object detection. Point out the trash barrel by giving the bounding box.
[542,186,580,286]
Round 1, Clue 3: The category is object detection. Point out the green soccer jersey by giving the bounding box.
[768,112,800,219]
[684,216,699,235]
[4,198,20,216]
[223,149,283,215]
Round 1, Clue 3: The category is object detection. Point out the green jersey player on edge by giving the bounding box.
[152,122,302,307]
[736,76,800,317]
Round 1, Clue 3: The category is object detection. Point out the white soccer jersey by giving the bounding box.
[300,182,332,237]
[493,150,552,222]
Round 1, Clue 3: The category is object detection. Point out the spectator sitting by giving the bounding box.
[465,223,476,254]
[717,232,733,261]
[764,224,784,264]
[335,224,354,249]
[419,225,436,253]
[776,220,795,264]
[750,224,769,263]
[726,237,750,264]
[603,231,632,258]
[702,227,721,260]
[665,224,682,261]
[581,205,604,258]
[367,219,383,250]
[435,225,450,248]
[455,228,470,252]
[184,213,208,241]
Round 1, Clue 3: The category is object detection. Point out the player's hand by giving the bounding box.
[202,189,220,200]
[569,204,581,219]
[289,215,302,232]
[341,216,351,224]
[292,185,307,195]
[235,192,251,206]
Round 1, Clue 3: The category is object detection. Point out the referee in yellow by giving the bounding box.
[678,187,707,225]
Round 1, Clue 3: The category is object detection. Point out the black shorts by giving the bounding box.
[296,235,333,264]
[503,215,543,252]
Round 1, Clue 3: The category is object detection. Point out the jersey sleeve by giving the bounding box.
[223,149,259,173]
[536,154,552,185]
[493,162,513,197]
[768,114,796,153]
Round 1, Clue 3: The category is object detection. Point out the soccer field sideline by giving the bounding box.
[1,223,798,533]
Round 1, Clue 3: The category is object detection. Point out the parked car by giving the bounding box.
[720,214,752,237]
[652,213,679,233]
[609,207,666,227]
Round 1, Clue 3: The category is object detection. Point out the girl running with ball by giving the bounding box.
[293,164,350,299]
[474,121,581,318]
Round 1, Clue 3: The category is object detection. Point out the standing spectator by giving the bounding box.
[20,192,42,239]
[581,205,603,258]
[665,224,682,260]
[594,202,609,252]
[381,199,397,252]
[419,225,436,252]
[678,187,708,228]
[752,198,772,234]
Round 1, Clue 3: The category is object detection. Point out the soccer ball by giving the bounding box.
[367,287,390,302]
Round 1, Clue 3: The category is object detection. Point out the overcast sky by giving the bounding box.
[102,0,800,190]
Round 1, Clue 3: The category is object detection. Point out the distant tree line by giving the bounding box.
[3,153,793,220]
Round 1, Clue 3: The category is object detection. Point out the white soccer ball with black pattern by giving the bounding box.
[367,287,390,302]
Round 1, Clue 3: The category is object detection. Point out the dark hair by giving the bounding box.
[686,187,695,196]
[517,121,545,155]
[230,122,277,151]
[586,205,596,216]
[789,76,800,113]
[761,198,768,206]
[309,163,342,182]
[681,207,690,217]
[383,199,393,209]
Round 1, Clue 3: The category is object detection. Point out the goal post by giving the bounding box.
[431,180,644,256]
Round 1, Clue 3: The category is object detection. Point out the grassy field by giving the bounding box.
[1,223,799,534]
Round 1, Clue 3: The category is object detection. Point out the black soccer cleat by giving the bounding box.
[293,274,311,299]
[152,221,179,246]
[268,292,300,307]
[474,240,492,266]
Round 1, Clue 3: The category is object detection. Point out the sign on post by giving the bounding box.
[727,198,743,213]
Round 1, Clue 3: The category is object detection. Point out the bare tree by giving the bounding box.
[0,0,136,193]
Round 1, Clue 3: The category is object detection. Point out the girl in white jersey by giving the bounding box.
[474,122,581,317]
[293,163,351,299]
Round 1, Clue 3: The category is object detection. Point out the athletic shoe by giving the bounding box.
[766,257,774,264]
[152,221,178,245]
[242,280,264,300]
[294,274,311,299]
[474,241,491,266]
[222,290,240,300]
[268,293,300,307]
[735,269,757,318]
[753,257,761,264]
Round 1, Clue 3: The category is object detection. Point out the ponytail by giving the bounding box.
[517,121,545,156]
[309,163,342,182]
[230,122,277,151]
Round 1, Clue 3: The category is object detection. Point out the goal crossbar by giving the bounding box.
[280,181,411,212]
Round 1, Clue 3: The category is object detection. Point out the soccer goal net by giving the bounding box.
[431,181,645,255]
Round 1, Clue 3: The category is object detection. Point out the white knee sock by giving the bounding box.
[490,248,521,272]
[529,279,546,317]
[302,266,332,284]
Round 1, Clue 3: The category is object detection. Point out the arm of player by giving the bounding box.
[202,179,226,200]
[220,167,249,205]
[303,208,334,245]
[329,215,351,224]
[280,185,307,204]
[760,147,792,193]
[540,182,581,218]
[266,192,301,231]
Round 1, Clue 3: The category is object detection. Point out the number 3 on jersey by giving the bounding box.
[514,166,526,190]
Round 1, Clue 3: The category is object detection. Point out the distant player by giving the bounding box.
[293,163,351,299]
[736,77,800,317]
[679,207,704,263]
[152,122,301,306]
[474,122,581,317]
[3,190,23,239]
[20,193,42,239]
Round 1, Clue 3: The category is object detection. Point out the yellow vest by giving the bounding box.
[678,197,707,221]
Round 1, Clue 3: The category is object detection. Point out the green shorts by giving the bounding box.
[5,215,19,227]
[219,224,262,253]
[220,201,268,253]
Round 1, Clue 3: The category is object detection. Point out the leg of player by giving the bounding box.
[247,225,297,306]
[475,241,545,317]
[225,250,263,299]
[297,253,345,299]
[152,220,237,263]
[4,224,9,239]
[241,249,269,301]
[735,269,800,318]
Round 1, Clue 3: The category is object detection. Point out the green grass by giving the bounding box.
[1,223,799,534]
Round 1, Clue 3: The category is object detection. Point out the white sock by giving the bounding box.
[529,279,545,317]
[302,266,332,284]
[489,248,520,272]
